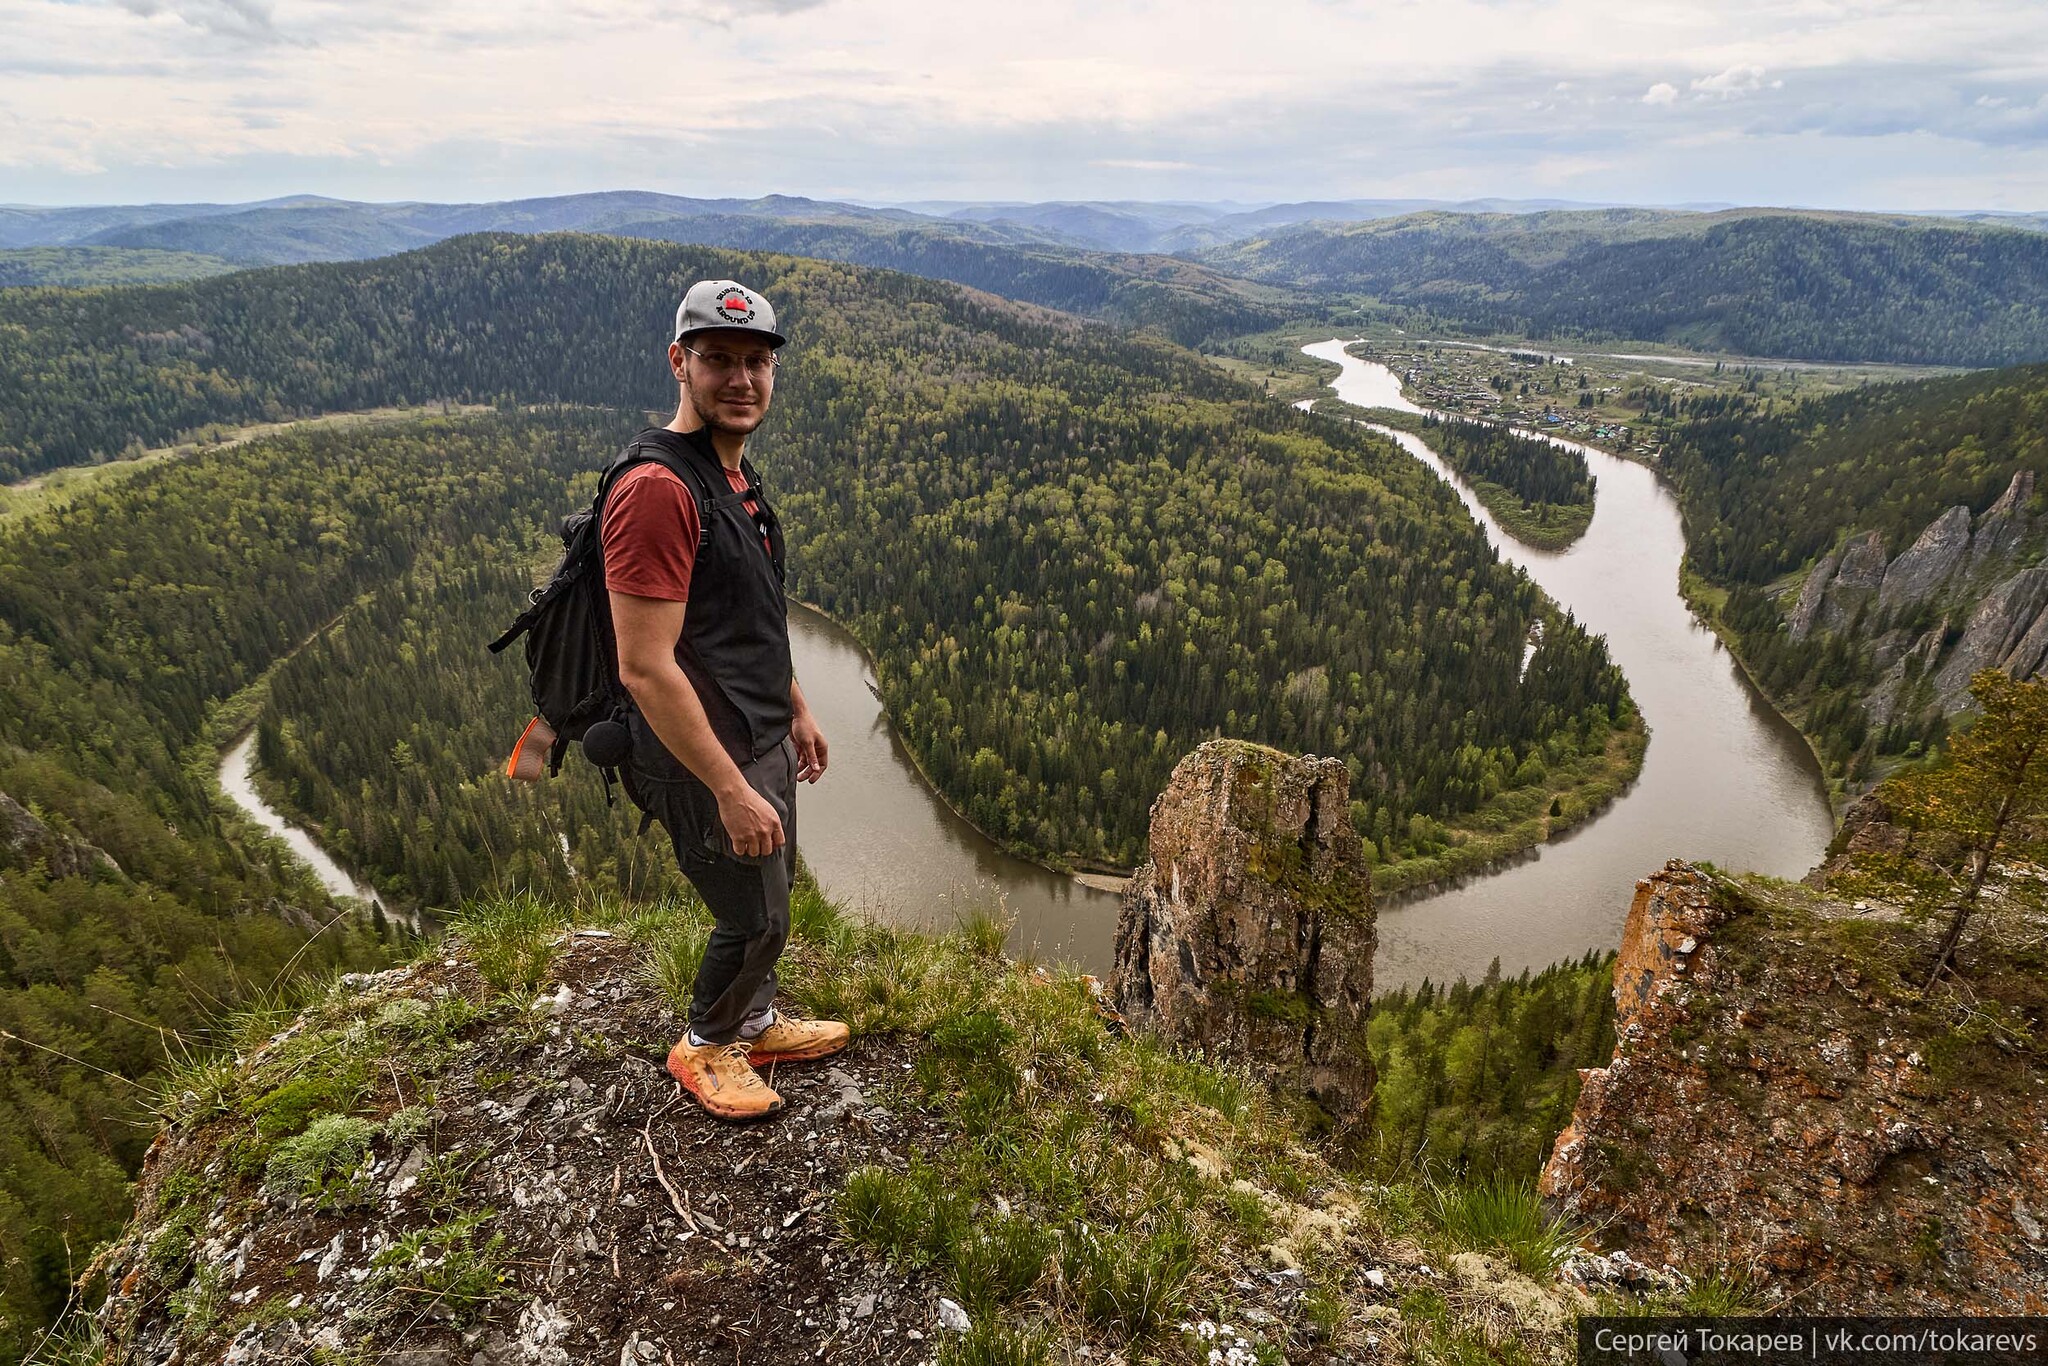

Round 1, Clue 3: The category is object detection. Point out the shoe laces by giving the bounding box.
[715,1040,769,1090]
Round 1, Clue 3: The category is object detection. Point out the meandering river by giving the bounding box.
[1301,339,1835,989]
[222,352,1834,988]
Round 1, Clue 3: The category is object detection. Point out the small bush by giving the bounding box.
[265,1114,378,1207]
[384,1104,435,1145]
[242,1064,368,1141]
[1427,1176,1579,1278]
[368,1212,508,1323]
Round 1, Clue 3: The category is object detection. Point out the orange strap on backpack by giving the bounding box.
[505,716,557,782]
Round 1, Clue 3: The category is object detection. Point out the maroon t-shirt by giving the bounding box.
[601,460,767,602]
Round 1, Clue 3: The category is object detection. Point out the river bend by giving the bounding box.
[1302,339,1835,989]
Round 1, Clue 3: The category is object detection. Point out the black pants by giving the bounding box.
[626,718,797,1045]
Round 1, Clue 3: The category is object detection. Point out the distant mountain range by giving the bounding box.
[0,192,1313,346]
[5,192,2048,365]
[0,192,1718,262]
[1197,207,2048,366]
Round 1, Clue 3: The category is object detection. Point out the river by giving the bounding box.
[220,729,390,910]
[216,608,1122,966]
[1301,339,1836,989]
[785,603,1122,967]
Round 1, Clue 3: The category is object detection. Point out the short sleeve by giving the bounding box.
[601,464,700,602]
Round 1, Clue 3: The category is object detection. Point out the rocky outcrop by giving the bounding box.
[1878,504,1973,613]
[1113,739,1375,1123]
[1969,469,2039,578]
[1790,530,1889,642]
[0,791,119,879]
[91,938,963,1366]
[1930,565,2048,707]
[1541,861,2048,1312]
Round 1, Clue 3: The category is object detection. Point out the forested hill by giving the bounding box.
[1197,208,2048,367]
[0,232,1268,483]
[607,215,1298,347]
[0,237,1638,1347]
[1667,361,2048,789]
[1669,361,2048,589]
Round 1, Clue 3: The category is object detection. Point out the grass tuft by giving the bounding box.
[448,890,567,994]
[264,1113,378,1207]
[949,1214,1055,1317]
[937,1319,1052,1366]
[1427,1176,1580,1279]
[1057,1218,1196,1343]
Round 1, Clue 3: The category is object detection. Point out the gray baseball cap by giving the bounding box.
[673,279,785,348]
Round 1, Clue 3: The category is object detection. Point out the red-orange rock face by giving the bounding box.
[1541,860,2048,1312]
[1112,739,1375,1125]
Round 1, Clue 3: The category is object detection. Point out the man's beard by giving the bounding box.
[687,383,762,435]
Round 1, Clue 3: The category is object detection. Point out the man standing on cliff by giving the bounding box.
[606,278,848,1121]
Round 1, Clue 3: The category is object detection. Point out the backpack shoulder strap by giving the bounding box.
[601,436,720,552]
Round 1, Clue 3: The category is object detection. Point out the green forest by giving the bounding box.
[0,417,609,1355]
[1365,953,1617,1181]
[1417,415,1595,550]
[1202,210,2048,367]
[0,233,1636,874]
[0,248,236,290]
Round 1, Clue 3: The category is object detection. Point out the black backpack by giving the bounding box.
[489,437,716,782]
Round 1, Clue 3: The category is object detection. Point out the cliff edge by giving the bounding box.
[1540,859,2048,1311]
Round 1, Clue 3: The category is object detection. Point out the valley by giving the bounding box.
[1,200,2044,1361]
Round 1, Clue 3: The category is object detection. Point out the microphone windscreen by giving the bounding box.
[581,719,632,768]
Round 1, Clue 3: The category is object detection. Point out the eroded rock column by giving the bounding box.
[1112,739,1375,1124]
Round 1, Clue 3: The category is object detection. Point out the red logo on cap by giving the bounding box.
[716,291,755,323]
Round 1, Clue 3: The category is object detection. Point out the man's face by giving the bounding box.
[671,329,778,434]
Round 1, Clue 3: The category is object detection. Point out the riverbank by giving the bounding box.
[1675,565,1852,815]
[1302,337,1835,990]
[1372,712,1649,898]
[792,598,1131,893]
[196,601,406,919]
[1313,400,1598,551]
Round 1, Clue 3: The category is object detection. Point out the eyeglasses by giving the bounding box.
[684,347,780,379]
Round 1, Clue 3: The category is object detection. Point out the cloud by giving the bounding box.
[1690,64,1778,98]
[7,0,2048,208]
[113,0,279,40]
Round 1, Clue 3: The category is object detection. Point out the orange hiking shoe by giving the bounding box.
[744,1013,850,1065]
[666,1037,785,1121]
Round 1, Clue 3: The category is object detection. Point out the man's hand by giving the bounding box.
[792,711,829,784]
[717,782,786,858]
[790,676,828,784]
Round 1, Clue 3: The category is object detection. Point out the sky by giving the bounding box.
[4,0,2048,211]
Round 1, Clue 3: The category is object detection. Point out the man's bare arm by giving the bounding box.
[610,591,785,857]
